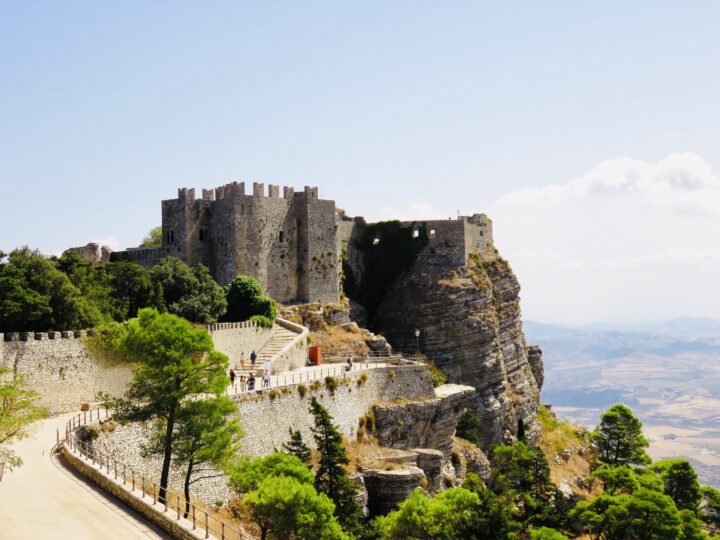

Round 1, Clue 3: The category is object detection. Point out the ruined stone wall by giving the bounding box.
[0,333,132,413]
[207,322,274,370]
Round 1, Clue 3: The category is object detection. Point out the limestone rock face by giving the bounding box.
[371,384,474,456]
[374,255,543,447]
[527,345,544,390]
[362,466,425,516]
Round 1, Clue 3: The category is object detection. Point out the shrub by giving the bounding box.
[357,372,368,386]
[298,384,308,398]
[394,396,404,404]
[80,403,90,412]
[309,380,322,391]
[214,499,224,508]
[357,427,366,441]
[269,389,280,400]
[388,370,396,379]
[325,376,338,393]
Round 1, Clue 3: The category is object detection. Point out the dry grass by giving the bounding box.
[310,325,370,356]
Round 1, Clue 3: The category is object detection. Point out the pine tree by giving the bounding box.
[282,427,311,465]
[591,404,651,467]
[309,397,362,531]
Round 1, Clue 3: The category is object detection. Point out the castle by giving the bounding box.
[113,182,495,304]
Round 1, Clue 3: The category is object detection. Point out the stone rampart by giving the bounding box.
[207,321,274,369]
[89,363,437,505]
[0,332,131,413]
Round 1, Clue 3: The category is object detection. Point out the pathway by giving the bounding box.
[0,412,171,540]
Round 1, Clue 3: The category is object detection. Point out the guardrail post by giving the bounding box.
[192,505,196,529]
[84,411,87,424]
[222,522,225,540]
[106,455,110,474]
[114,460,117,480]
[123,464,126,485]
[131,470,135,491]
[153,483,157,505]
[176,495,180,519]
[205,512,209,538]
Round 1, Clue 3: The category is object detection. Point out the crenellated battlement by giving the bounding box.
[2,330,90,342]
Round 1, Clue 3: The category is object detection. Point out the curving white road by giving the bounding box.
[0,413,171,540]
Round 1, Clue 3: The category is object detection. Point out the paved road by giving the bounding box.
[0,413,171,540]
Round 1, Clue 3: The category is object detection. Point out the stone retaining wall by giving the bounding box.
[0,333,131,413]
[207,322,274,369]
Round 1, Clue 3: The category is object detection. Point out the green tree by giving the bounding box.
[0,368,48,471]
[105,308,229,503]
[0,247,101,331]
[55,251,114,320]
[530,528,568,540]
[166,396,243,517]
[228,452,314,493]
[223,275,277,328]
[105,261,163,320]
[570,489,682,540]
[376,487,514,540]
[149,258,226,324]
[593,464,639,495]
[282,427,312,465]
[140,226,163,248]
[456,409,481,446]
[701,486,720,530]
[243,475,348,540]
[649,459,702,512]
[309,397,361,532]
[679,509,709,540]
[590,404,651,467]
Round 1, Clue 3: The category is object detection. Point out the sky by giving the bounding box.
[1,1,719,324]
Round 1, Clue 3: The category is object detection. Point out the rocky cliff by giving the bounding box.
[373,252,543,447]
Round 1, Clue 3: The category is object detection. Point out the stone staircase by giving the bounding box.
[233,324,303,377]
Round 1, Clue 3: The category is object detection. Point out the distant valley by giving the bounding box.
[525,317,720,488]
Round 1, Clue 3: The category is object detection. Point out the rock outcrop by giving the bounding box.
[362,466,425,516]
[374,253,543,447]
[63,242,113,264]
[371,384,474,456]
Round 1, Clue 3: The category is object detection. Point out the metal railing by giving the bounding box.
[226,355,412,397]
[62,409,249,540]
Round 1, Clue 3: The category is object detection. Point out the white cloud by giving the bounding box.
[492,153,720,324]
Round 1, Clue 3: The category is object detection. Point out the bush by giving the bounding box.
[388,370,396,379]
[298,384,308,398]
[357,372,368,387]
[269,389,280,400]
[80,403,90,412]
[223,275,277,326]
[357,427,366,441]
[325,376,338,393]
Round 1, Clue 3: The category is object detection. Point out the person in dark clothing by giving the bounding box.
[247,374,256,391]
[229,368,236,389]
[250,350,257,370]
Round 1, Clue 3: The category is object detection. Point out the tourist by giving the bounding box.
[363,355,369,368]
[239,374,246,392]
[247,374,256,392]
[229,368,236,390]
[250,350,257,370]
[263,371,271,388]
[345,356,353,372]
[239,352,246,371]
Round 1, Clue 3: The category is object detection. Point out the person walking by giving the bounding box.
[250,350,257,371]
[229,368,236,391]
[263,371,271,389]
[239,374,247,393]
[240,352,246,371]
[247,374,256,392]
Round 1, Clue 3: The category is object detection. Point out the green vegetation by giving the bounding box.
[536,405,580,455]
[281,428,311,465]
[222,274,277,328]
[590,403,651,467]
[343,221,428,328]
[140,226,163,248]
[148,257,226,324]
[0,248,233,330]
[0,368,48,470]
[228,453,347,540]
[456,409,482,446]
[309,396,362,532]
[101,308,231,504]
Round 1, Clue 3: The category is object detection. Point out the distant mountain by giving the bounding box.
[524,316,720,488]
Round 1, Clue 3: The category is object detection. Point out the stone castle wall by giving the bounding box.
[123,183,340,304]
[207,322,274,369]
[0,333,132,413]
[90,363,438,505]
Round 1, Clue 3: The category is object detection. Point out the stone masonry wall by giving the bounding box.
[90,364,436,505]
[207,322,274,369]
[0,333,132,413]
